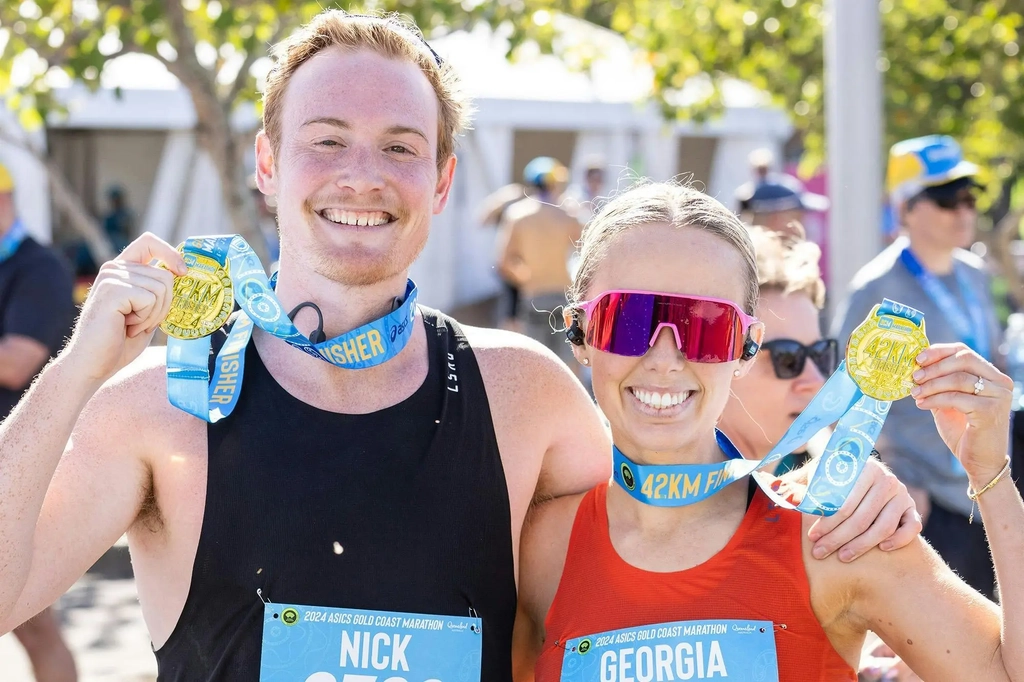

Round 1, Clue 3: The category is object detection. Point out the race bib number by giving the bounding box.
[260,604,482,682]
[559,619,778,682]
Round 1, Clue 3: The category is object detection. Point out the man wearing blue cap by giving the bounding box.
[496,156,581,364]
[735,172,831,238]
[832,135,1001,599]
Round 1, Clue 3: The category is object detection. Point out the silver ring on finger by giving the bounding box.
[973,376,985,396]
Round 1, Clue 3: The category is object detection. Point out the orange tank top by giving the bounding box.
[535,482,856,681]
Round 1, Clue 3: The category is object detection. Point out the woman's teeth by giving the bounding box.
[631,388,692,409]
[320,209,392,226]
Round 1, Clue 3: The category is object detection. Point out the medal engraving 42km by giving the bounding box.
[160,249,234,340]
[846,302,930,401]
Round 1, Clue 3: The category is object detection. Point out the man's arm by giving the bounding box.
[0,258,76,390]
[0,335,50,390]
[0,356,162,632]
[0,234,184,625]
[469,327,610,509]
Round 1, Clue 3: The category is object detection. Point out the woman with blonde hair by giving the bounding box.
[518,181,1023,681]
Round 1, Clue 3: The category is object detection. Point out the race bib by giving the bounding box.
[260,604,482,682]
[559,619,778,682]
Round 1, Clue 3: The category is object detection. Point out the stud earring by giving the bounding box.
[733,369,741,377]
[581,358,591,366]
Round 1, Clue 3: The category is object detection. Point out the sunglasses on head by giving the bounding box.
[345,13,444,67]
[569,290,760,363]
[761,338,838,380]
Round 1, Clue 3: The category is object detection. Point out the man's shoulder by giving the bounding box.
[16,237,71,268]
[94,346,189,424]
[847,239,906,293]
[461,324,582,394]
[503,197,541,223]
[7,238,74,285]
[953,247,988,274]
[462,324,568,368]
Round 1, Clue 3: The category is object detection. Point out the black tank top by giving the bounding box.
[154,308,516,681]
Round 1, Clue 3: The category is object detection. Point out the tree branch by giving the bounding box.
[7,24,95,69]
[224,21,287,107]
[162,0,204,76]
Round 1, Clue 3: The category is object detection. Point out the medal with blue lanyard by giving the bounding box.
[0,220,28,263]
[614,299,930,515]
[161,235,418,422]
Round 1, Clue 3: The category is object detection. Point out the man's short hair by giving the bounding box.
[262,10,472,176]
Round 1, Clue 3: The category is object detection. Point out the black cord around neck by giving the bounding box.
[287,301,326,344]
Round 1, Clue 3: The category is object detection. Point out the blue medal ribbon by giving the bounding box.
[899,246,989,359]
[166,235,418,422]
[613,299,920,516]
[0,220,28,263]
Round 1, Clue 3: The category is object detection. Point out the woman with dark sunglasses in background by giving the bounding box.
[516,181,1024,682]
[720,227,839,477]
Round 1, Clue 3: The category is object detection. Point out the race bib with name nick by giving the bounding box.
[260,603,482,682]
[559,619,779,682]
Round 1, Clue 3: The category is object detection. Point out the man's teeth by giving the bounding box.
[632,389,691,409]
[320,209,391,226]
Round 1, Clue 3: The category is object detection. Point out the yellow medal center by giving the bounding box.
[846,310,929,401]
[160,253,234,340]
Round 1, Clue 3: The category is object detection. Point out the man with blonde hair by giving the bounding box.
[0,11,921,682]
[0,12,609,681]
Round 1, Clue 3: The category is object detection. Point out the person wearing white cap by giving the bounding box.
[0,163,78,681]
[831,135,1001,599]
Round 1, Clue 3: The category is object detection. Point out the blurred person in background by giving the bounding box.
[732,147,775,206]
[101,185,134,254]
[496,156,582,363]
[0,162,77,681]
[832,134,1001,600]
[736,173,830,240]
[565,155,606,225]
[479,180,529,332]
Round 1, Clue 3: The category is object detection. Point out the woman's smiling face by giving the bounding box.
[577,222,758,461]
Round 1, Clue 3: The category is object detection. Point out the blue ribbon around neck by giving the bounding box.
[613,298,922,516]
[165,235,418,422]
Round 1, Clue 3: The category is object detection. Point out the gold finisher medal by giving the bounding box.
[846,304,930,400]
[159,249,234,340]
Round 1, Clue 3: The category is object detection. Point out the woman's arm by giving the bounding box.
[830,343,1023,681]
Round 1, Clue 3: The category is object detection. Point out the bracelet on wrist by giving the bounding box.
[966,456,1012,524]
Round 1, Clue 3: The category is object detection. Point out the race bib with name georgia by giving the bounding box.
[559,619,779,682]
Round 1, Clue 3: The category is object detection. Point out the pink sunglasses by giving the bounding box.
[573,290,760,362]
